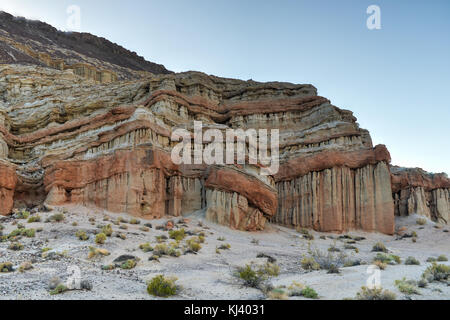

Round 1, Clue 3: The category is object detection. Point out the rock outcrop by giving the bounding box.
[0,11,171,81]
[391,166,450,224]
[1,12,446,233]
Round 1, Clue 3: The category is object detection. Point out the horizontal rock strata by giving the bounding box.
[391,166,450,224]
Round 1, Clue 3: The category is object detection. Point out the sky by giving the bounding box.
[1,0,449,174]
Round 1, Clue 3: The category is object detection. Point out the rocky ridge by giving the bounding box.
[0,13,448,234]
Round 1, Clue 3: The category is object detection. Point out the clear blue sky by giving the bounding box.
[1,0,449,174]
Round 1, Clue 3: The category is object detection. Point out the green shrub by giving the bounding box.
[267,288,288,300]
[372,242,388,253]
[139,226,150,232]
[87,247,110,259]
[422,263,450,283]
[416,217,427,225]
[217,237,226,241]
[394,278,420,295]
[27,215,41,223]
[95,233,107,244]
[168,247,182,257]
[49,213,65,222]
[139,243,154,253]
[186,237,202,253]
[129,218,141,225]
[102,224,113,237]
[437,255,448,262]
[218,243,231,250]
[154,243,169,256]
[235,262,280,288]
[120,259,137,269]
[301,257,320,271]
[76,231,89,241]
[18,261,33,273]
[8,242,24,251]
[147,275,178,297]
[404,256,420,265]
[301,287,318,299]
[17,210,30,219]
[0,262,14,273]
[373,253,401,265]
[355,286,396,300]
[169,229,186,241]
[426,257,437,263]
[236,264,265,288]
[49,284,68,295]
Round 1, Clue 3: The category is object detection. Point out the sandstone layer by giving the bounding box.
[2,13,447,233]
[391,166,450,224]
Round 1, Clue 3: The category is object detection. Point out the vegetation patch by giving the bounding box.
[147,275,178,297]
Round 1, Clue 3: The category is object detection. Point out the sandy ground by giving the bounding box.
[0,205,449,300]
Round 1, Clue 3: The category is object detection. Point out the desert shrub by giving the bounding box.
[168,247,181,257]
[301,257,320,271]
[0,262,14,273]
[373,253,401,265]
[147,275,178,297]
[88,246,110,259]
[27,215,41,223]
[267,288,288,300]
[404,256,420,265]
[139,226,150,232]
[119,233,128,240]
[49,213,65,222]
[169,229,186,241]
[72,222,78,226]
[17,210,30,219]
[437,255,448,262]
[129,218,141,225]
[155,235,168,243]
[416,217,427,225]
[8,242,24,251]
[301,286,318,299]
[119,225,128,230]
[417,279,428,288]
[18,261,33,273]
[305,247,353,271]
[426,257,437,262]
[235,262,280,288]
[372,242,388,253]
[120,259,137,269]
[102,224,113,237]
[421,263,450,283]
[327,244,341,252]
[95,233,107,244]
[186,237,202,253]
[355,286,396,300]
[154,243,169,256]
[88,217,95,223]
[139,243,154,253]
[76,231,89,241]
[287,282,305,296]
[218,243,231,250]
[217,237,226,241]
[373,260,387,270]
[235,264,265,288]
[394,278,420,295]
[49,284,68,295]
[101,264,115,271]
[251,238,260,245]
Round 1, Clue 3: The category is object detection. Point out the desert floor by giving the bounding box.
[0,205,449,300]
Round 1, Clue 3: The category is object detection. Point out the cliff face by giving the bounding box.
[3,13,447,234]
[391,166,450,224]
[0,11,171,81]
[0,62,395,233]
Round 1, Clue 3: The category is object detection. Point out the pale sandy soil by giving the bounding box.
[0,205,449,300]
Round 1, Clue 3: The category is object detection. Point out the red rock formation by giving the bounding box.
[0,161,17,215]
[391,166,450,224]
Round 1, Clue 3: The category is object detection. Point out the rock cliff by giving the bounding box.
[0,12,447,233]
[391,166,450,224]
